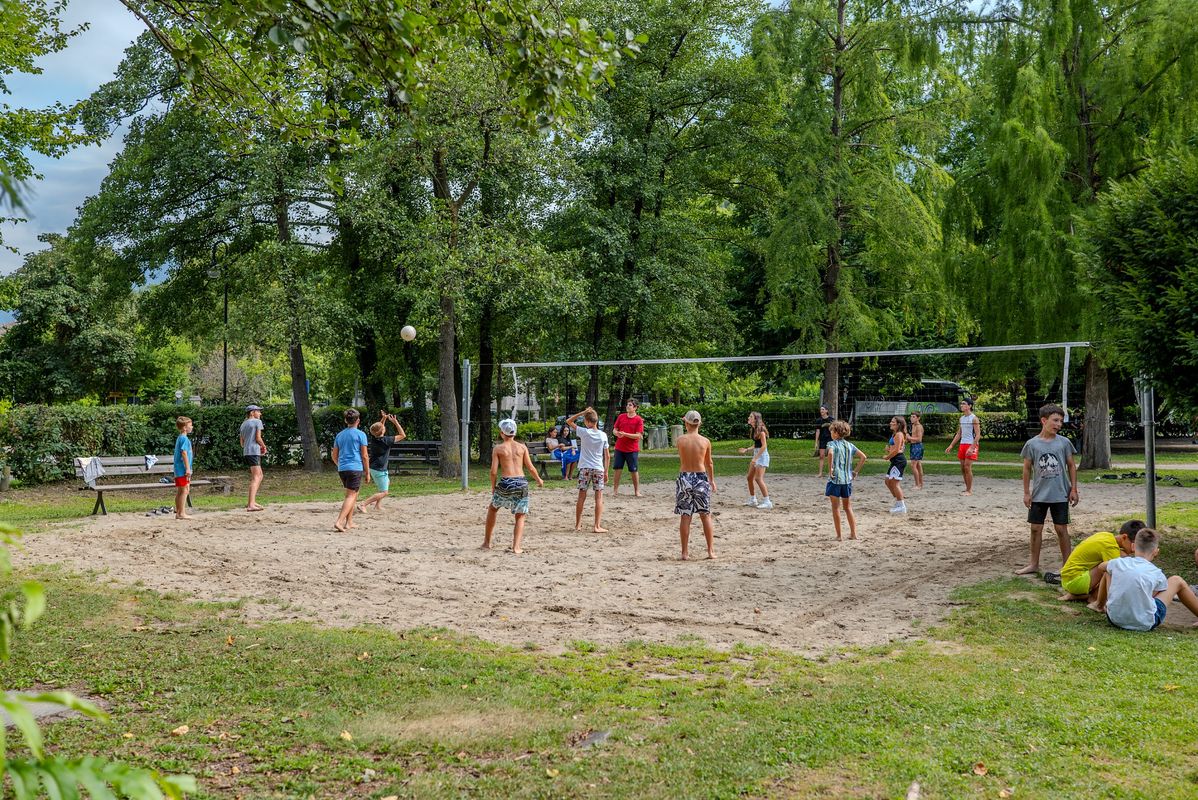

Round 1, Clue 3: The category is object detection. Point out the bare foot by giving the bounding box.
[246,506,265,512]
[176,514,194,520]
[575,525,583,532]
[355,504,366,514]
[348,523,358,529]
[480,542,492,550]
[706,552,716,560]
[511,547,523,555]
[634,493,643,498]
[848,534,858,540]
[1015,564,1040,575]
[961,490,973,496]
[679,553,690,561]
[835,536,842,541]
[333,522,346,532]
[1086,601,1105,613]
[593,526,609,533]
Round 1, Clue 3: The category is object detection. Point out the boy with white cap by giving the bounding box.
[675,410,717,560]
[483,418,544,554]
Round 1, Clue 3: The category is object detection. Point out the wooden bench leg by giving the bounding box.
[92,492,106,516]
[536,461,548,480]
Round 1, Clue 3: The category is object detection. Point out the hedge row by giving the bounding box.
[0,403,440,484]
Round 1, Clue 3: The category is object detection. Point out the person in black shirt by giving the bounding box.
[360,412,406,513]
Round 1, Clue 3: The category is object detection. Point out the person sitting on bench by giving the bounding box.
[546,425,579,480]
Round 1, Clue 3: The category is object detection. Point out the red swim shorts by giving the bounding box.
[175,476,190,487]
[957,443,978,461]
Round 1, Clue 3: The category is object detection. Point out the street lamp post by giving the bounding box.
[209,242,229,403]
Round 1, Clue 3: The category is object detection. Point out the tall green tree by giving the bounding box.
[1083,145,1198,416]
[751,0,967,417]
[943,0,1198,467]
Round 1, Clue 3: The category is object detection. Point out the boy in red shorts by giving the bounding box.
[945,398,980,495]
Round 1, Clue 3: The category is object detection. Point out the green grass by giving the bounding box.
[4,507,1198,798]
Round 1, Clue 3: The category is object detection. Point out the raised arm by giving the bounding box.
[388,414,407,442]
[564,410,583,431]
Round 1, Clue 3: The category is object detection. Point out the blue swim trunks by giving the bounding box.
[825,481,853,499]
[909,443,924,461]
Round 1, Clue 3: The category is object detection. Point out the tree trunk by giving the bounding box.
[821,0,848,421]
[356,333,386,412]
[437,291,461,478]
[473,300,494,463]
[1080,352,1111,469]
[274,186,321,471]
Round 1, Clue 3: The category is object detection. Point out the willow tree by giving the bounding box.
[754,0,968,417]
[943,0,1198,467]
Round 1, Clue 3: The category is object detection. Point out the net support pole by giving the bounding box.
[461,358,471,492]
[1141,378,1156,528]
[1061,346,1071,422]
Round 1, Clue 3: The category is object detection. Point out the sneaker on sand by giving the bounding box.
[743,497,758,507]
[889,503,907,514]
[757,498,774,510]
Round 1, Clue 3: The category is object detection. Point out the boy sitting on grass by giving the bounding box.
[1090,528,1198,630]
[1058,520,1144,601]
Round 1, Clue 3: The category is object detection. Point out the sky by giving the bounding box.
[1,0,144,281]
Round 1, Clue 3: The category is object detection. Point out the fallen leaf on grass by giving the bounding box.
[225,636,235,646]
[381,796,398,800]
[122,732,134,739]
[171,725,189,736]
[546,768,560,778]
[339,730,353,742]
[999,789,1013,798]
[230,766,240,776]
[971,762,988,776]
[1163,684,1180,692]
[357,652,371,661]
[1087,646,1096,652]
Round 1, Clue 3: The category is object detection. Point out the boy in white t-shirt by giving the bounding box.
[944,398,980,495]
[565,407,610,533]
[1091,528,1198,631]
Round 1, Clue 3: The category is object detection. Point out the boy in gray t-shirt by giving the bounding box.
[1017,403,1079,576]
[239,405,267,511]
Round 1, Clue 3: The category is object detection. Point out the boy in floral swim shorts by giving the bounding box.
[482,418,544,554]
[675,410,718,560]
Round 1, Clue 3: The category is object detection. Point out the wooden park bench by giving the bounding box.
[75,456,232,516]
[385,440,442,474]
[526,440,579,480]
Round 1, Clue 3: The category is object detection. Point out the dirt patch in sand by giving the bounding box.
[15,474,1195,655]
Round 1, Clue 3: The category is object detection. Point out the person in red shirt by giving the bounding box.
[611,398,645,496]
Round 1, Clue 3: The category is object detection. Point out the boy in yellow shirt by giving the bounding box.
[1059,520,1144,601]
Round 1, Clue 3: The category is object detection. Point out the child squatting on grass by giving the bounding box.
[824,420,867,540]
[1058,520,1143,602]
[1090,528,1198,631]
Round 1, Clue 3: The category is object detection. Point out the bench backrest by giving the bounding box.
[74,456,174,478]
[526,441,551,455]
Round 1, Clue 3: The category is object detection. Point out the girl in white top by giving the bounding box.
[945,399,981,495]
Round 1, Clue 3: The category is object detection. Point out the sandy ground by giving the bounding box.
[16,474,1198,655]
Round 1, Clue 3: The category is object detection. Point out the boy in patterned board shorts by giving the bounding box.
[483,418,544,554]
[566,407,610,533]
[675,410,717,560]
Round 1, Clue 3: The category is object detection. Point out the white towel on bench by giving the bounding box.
[144,454,158,470]
[78,457,106,488]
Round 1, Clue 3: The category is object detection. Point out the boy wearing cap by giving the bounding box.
[565,407,610,533]
[331,408,370,533]
[483,418,544,554]
[239,405,268,511]
[675,410,717,560]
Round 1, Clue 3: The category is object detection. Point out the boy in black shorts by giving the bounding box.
[1017,403,1079,575]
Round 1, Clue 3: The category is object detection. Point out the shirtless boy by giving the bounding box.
[483,418,544,554]
[675,410,718,560]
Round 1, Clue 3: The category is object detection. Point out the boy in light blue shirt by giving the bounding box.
[331,408,370,533]
[173,416,194,520]
[1092,528,1198,631]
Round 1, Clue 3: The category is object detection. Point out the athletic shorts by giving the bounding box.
[370,468,390,493]
[613,450,639,472]
[752,448,770,468]
[1061,571,1092,597]
[909,443,924,461]
[491,476,530,515]
[887,455,907,481]
[339,470,363,491]
[577,468,605,492]
[174,476,190,487]
[1109,599,1166,631]
[825,481,852,499]
[958,443,979,461]
[243,455,261,467]
[1028,501,1069,525]
[673,471,711,517]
